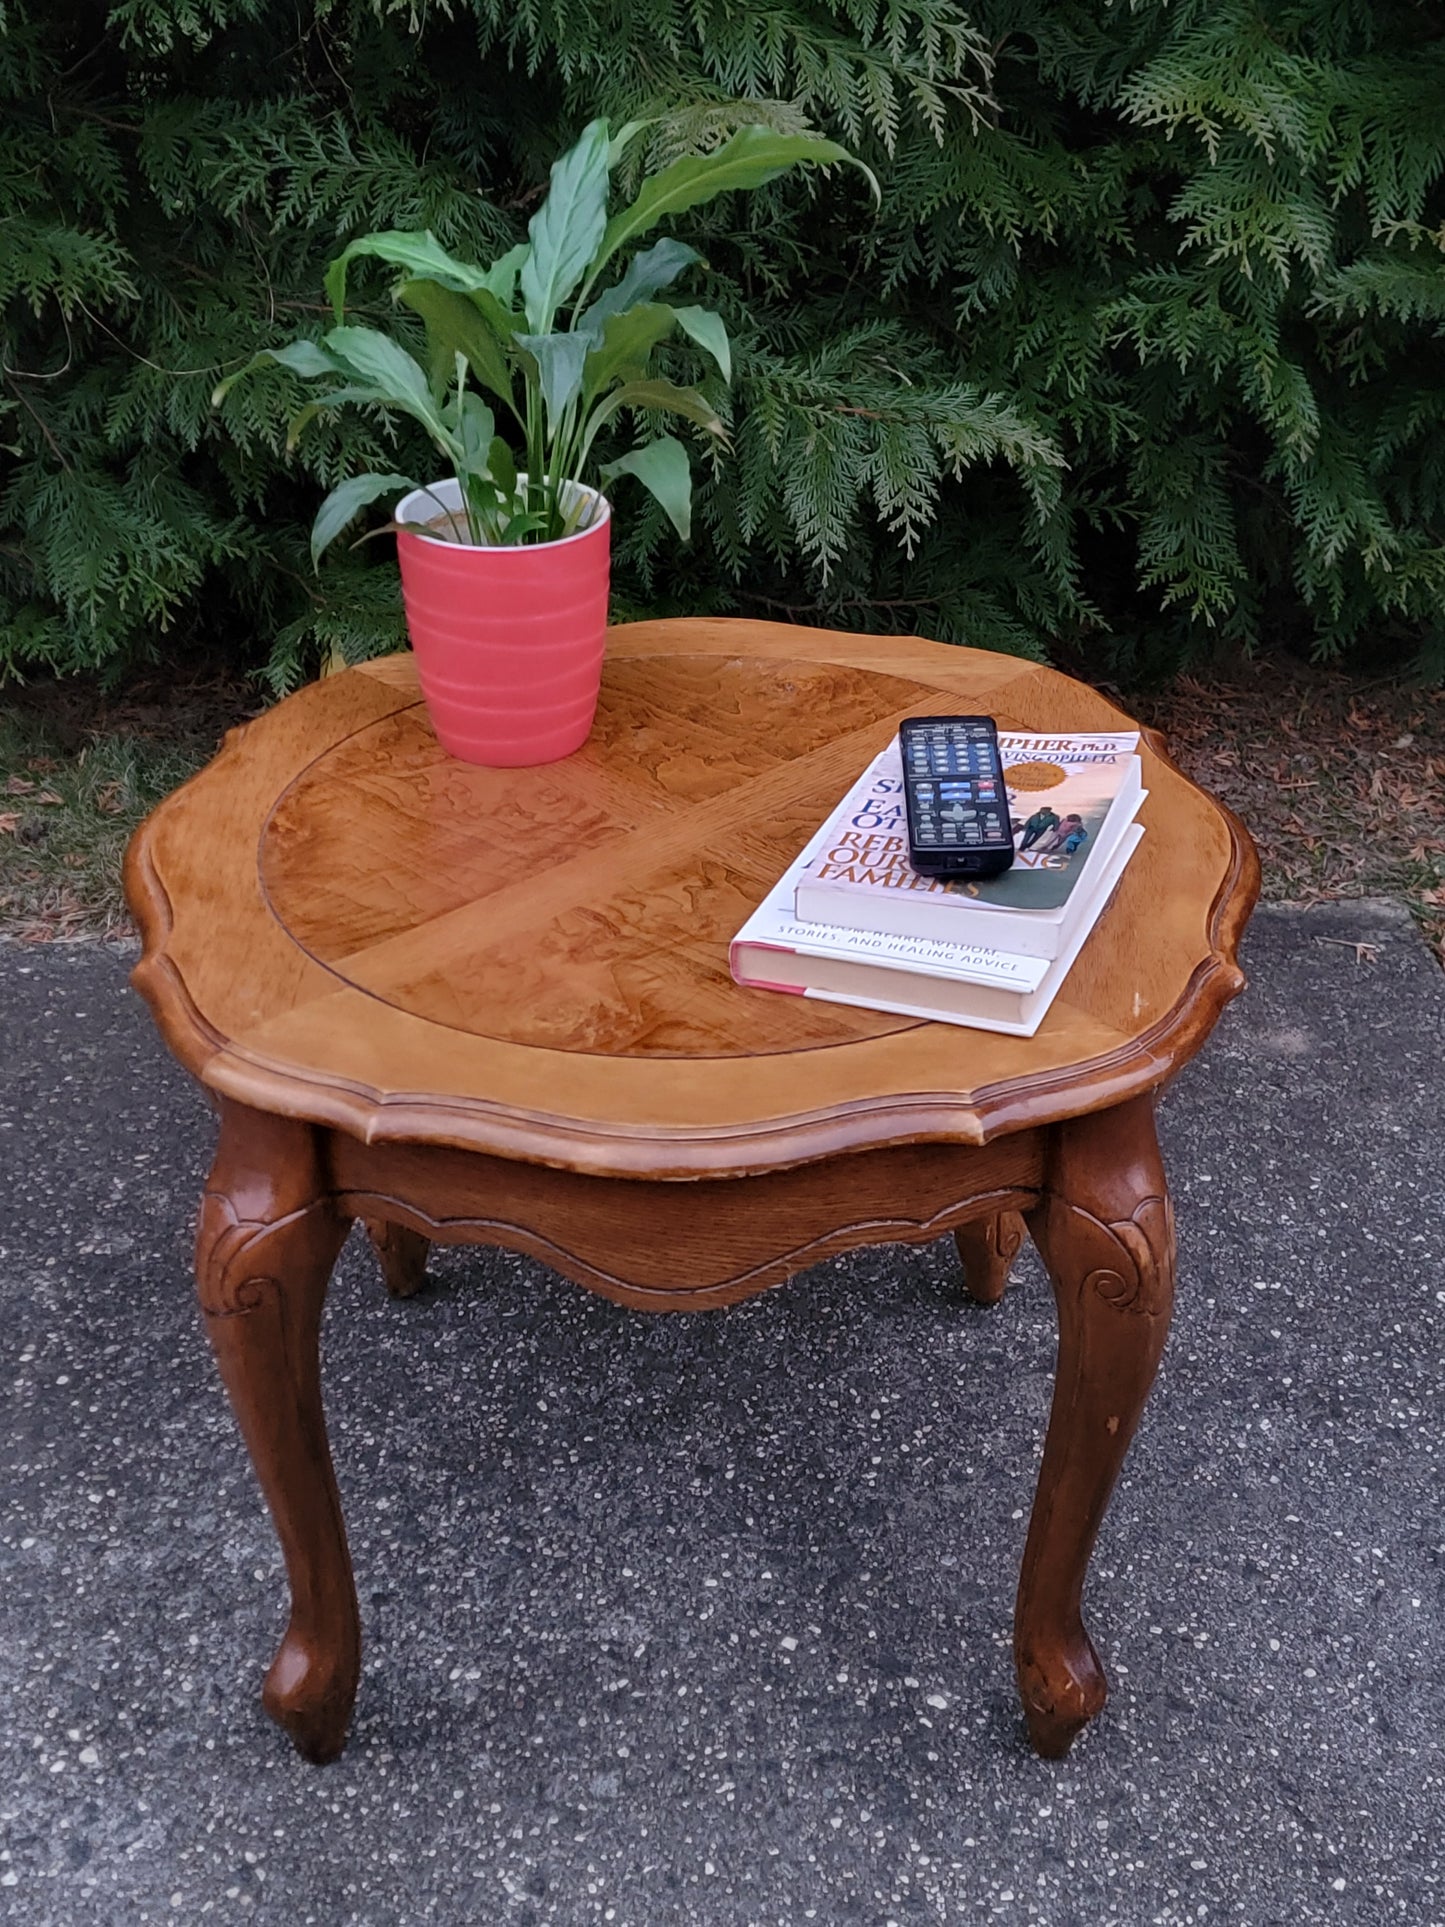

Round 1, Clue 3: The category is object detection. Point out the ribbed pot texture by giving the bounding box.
[395,477,611,767]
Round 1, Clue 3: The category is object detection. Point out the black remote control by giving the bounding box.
[899,715,1015,879]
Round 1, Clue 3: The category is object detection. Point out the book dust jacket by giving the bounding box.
[803,733,1139,914]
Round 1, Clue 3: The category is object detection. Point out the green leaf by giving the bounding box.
[397,277,518,415]
[610,378,727,436]
[454,390,496,471]
[583,303,677,402]
[322,326,442,427]
[499,507,550,544]
[580,238,702,330]
[263,340,344,380]
[520,118,612,333]
[324,230,530,318]
[286,385,387,449]
[600,436,693,541]
[487,435,517,503]
[607,120,650,169]
[326,230,470,316]
[515,331,590,431]
[669,306,731,383]
[211,339,341,405]
[579,376,726,473]
[588,128,874,287]
[462,470,508,542]
[310,472,419,568]
[480,242,530,310]
[470,286,526,343]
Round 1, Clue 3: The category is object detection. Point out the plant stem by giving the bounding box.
[547,399,574,540]
[525,385,543,530]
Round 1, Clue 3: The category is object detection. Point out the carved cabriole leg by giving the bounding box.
[1016,1096,1176,1759]
[195,1101,356,1763]
[364,1219,430,1298]
[954,1211,1025,1305]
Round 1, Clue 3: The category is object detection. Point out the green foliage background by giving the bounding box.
[3,0,1444,691]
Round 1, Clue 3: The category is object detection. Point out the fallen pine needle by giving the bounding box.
[1315,938,1381,963]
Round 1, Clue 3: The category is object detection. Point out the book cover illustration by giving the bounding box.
[800,732,1140,915]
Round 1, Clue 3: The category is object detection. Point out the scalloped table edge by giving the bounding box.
[124,714,1260,1179]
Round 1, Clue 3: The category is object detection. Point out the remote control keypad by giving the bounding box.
[905,722,1009,849]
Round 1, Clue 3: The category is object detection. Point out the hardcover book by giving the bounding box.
[792,731,1143,960]
[729,809,1145,1037]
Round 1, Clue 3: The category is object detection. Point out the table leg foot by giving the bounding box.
[195,1102,358,1764]
[364,1219,431,1299]
[954,1212,1025,1306]
[261,1624,357,1766]
[1018,1626,1108,1760]
[1016,1097,1176,1758]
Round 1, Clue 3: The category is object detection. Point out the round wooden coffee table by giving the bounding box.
[125,618,1257,1764]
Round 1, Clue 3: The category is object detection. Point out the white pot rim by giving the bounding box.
[396,476,610,551]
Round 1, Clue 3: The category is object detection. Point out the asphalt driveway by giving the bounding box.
[1,901,1442,1926]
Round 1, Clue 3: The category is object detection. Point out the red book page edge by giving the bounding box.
[728,940,805,996]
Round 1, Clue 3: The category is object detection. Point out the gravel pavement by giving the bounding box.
[1,901,1442,1927]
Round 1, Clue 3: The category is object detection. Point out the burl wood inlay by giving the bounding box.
[259,655,936,1057]
[126,618,1257,1763]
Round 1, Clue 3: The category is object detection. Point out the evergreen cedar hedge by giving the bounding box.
[3,1,1444,692]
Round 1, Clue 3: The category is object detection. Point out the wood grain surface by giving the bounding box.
[126,620,1258,1174]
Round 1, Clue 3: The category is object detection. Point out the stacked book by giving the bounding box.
[729,730,1145,1035]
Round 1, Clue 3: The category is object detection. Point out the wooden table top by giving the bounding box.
[126,619,1258,1176]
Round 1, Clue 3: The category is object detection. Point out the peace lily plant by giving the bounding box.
[217,116,872,765]
[217,118,872,558]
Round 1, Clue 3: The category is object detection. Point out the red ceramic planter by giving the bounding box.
[395,478,611,767]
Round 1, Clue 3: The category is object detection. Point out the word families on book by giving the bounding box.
[729,730,1145,1036]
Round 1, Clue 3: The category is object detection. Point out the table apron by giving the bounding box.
[326,1130,1045,1312]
